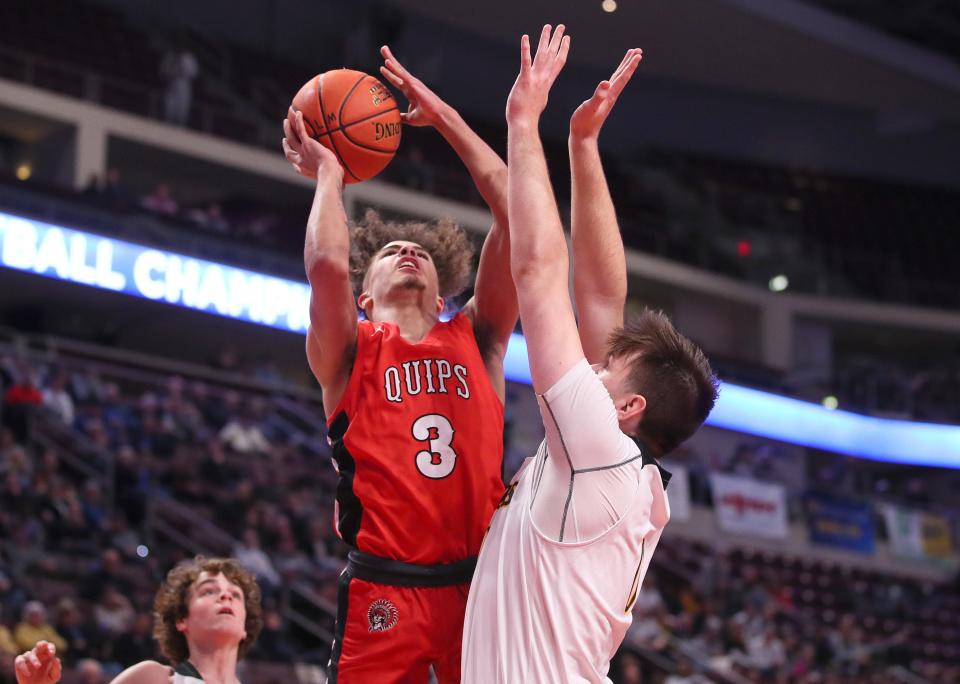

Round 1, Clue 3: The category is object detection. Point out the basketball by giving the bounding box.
[290,69,402,184]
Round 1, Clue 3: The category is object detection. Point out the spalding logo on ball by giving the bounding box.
[290,69,402,184]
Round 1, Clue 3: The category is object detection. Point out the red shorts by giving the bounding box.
[327,572,469,684]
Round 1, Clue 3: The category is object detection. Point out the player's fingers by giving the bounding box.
[282,138,300,161]
[379,64,405,90]
[380,45,410,77]
[520,34,532,72]
[15,656,34,680]
[534,24,552,64]
[548,24,566,57]
[282,117,299,146]
[295,110,310,142]
[284,110,302,145]
[49,658,62,679]
[609,53,641,99]
[556,34,571,69]
[26,650,41,670]
[611,48,635,81]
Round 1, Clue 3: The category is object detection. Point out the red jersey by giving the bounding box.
[326,312,504,565]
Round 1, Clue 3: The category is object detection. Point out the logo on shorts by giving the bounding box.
[367,598,398,632]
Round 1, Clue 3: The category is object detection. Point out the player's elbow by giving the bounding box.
[511,242,567,289]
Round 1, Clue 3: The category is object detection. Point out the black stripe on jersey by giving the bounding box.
[536,402,673,542]
[326,567,354,683]
[540,398,577,542]
[174,661,203,678]
[328,411,364,547]
[624,538,647,613]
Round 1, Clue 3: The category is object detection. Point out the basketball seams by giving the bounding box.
[316,73,361,183]
[338,74,401,155]
[317,107,401,137]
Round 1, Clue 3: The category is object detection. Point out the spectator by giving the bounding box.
[160,43,198,126]
[186,202,230,234]
[80,549,134,602]
[92,586,135,637]
[13,601,66,654]
[53,599,95,665]
[0,605,16,657]
[219,410,269,455]
[110,612,155,667]
[100,168,132,210]
[140,183,178,215]
[42,372,74,426]
[233,528,280,590]
[75,657,106,684]
[250,607,294,662]
[3,369,43,443]
[80,480,107,532]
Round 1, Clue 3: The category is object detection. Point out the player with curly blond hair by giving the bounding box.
[14,557,262,684]
[282,47,517,683]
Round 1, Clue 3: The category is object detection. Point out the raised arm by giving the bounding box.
[569,49,642,363]
[283,109,358,414]
[505,24,583,394]
[379,47,517,372]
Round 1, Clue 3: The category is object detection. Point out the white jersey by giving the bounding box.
[171,662,206,684]
[462,360,671,683]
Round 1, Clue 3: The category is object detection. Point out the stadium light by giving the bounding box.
[2,212,958,468]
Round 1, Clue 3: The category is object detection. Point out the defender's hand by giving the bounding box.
[570,48,642,142]
[379,45,449,128]
[506,24,570,126]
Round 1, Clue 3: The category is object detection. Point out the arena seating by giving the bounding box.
[2,330,957,682]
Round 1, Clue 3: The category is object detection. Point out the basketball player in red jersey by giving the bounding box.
[282,48,517,683]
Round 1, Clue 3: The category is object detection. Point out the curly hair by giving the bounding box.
[349,209,475,301]
[153,556,262,664]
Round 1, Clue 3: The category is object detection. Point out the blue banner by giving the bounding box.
[804,492,875,554]
[0,212,312,333]
[3,210,960,468]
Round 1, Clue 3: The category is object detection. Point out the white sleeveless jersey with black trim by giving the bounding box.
[462,359,672,683]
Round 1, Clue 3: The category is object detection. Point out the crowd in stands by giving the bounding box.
[619,542,960,683]
[1,341,958,682]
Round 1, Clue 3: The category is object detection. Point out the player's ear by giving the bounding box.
[176,617,188,634]
[435,296,445,315]
[618,392,646,424]
[358,292,372,314]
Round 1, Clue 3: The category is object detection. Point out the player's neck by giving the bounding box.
[185,643,241,684]
[371,304,439,343]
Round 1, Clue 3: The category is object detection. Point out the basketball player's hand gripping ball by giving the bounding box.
[284,69,402,183]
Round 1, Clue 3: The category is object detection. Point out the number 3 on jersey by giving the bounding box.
[412,414,457,479]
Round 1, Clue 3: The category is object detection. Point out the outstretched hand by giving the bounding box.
[14,641,62,684]
[570,48,642,141]
[282,107,342,181]
[506,24,571,125]
[379,46,448,128]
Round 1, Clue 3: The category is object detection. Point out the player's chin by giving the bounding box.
[393,274,427,290]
